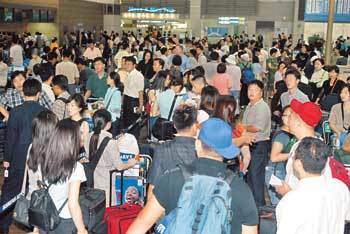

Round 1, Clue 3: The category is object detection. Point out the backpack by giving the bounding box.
[28,181,68,231]
[83,137,112,187]
[329,156,350,189]
[155,165,235,234]
[241,63,255,84]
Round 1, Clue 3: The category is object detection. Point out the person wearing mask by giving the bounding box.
[242,80,271,207]
[210,63,232,95]
[329,85,350,137]
[128,118,258,234]
[0,71,53,121]
[40,119,88,233]
[310,58,328,101]
[84,57,108,100]
[52,75,71,120]
[276,137,349,234]
[55,49,80,95]
[137,49,154,80]
[122,56,144,137]
[104,71,123,137]
[0,79,45,234]
[83,40,102,61]
[315,65,345,107]
[84,109,137,206]
[280,68,309,109]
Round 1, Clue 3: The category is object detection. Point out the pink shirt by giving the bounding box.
[210,73,233,95]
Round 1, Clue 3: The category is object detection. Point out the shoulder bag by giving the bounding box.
[320,79,340,112]
[152,94,178,141]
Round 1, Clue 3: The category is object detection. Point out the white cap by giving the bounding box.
[226,54,236,65]
[117,133,139,155]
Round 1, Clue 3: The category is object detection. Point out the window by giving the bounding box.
[40,9,48,22]
[32,9,40,22]
[22,9,33,22]
[48,10,55,22]
[4,8,13,22]
[14,8,22,22]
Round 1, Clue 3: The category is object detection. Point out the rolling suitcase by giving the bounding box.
[104,155,152,234]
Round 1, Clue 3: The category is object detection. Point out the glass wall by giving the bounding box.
[0,7,56,23]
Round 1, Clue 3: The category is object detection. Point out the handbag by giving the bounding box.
[320,79,340,111]
[13,164,31,228]
[152,94,179,140]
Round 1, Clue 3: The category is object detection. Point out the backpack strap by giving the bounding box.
[57,97,68,118]
[89,137,112,169]
[224,169,236,187]
[167,94,179,121]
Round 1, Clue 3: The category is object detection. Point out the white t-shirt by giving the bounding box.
[124,69,144,98]
[48,162,86,218]
[56,61,80,85]
[10,44,24,66]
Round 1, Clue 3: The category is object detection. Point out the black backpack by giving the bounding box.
[83,137,111,187]
[28,181,68,231]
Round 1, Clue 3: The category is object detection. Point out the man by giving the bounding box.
[122,56,144,136]
[147,104,198,199]
[203,51,220,82]
[0,71,53,121]
[55,49,80,95]
[83,39,102,60]
[276,137,349,234]
[0,79,46,233]
[196,45,207,66]
[149,58,165,90]
[76,58,95,94]
[9,38,23,66]
[47,51,58,72]
[39,63,55,103]
[84,57,108,100]
[242,80,271,207]
[128,118,258,234]
[52,75,70,120]
[166,45,191,73]
[280,68,309,108]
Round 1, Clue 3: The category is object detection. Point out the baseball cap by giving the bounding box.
[198,118,240,159]
[290,99,322,128]
[226,54,236,65]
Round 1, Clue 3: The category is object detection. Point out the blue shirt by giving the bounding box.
[157,89,183,119]
[104,87,121,120]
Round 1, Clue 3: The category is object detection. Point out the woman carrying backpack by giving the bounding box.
[84,109,137,206]
[26,110,58,234]
[38,119,87,234]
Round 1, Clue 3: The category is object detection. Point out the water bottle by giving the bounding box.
[333,136,340,149]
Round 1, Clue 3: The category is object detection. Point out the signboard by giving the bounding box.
[304,0,350,22]
[207,27,228,37]
[128,7,176,13]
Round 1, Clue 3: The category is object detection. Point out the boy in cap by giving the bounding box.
[127,118,258,234]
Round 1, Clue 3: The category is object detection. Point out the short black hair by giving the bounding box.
[47,52,58,61]
[52,75,69,91]
[217,63,227,74]
[173,104,197,131]
[11,71,25,81]
[160,47,167,55]
[210,51,219,61]
[125,56,136,65]
[93,57,105,64]
[285,67,301,80]
[270,48,278,56]
[154,58,165,68]
[23,78,42,97]
[294,137,330,174]
[313,58,325,65]
[76,57,87,66]
[62,49,71,58]
[248,79,264,90]
[39,63,55,82]
[172,55,182,66]
[328,65,339,74]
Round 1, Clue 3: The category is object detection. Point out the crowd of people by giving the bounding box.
[0,29,349,234]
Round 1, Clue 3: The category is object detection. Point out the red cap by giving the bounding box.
[290,99,322,128]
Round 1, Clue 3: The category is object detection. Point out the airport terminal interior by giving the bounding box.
[0,0,349,233]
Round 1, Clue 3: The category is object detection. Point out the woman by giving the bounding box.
[210,63,232,95]
[329,84,350,137]
[310,58,329,101]
[274,62,286,90]
[315,65,344,106]
[265,106,295,205]
[251,55,264,81]
[104,71,123,137]
[40,119,87,234]
[199,85,220,117]
[137,49,154,80]
[27,110,58,234]
[84,109,137,206]
[188,49,198,69]
[67,94,90,156]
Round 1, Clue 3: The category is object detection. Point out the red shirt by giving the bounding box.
[210,73,233,95]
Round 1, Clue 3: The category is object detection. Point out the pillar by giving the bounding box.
[190,0,201,38]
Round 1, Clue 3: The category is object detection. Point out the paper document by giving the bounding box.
[269,174,283,186]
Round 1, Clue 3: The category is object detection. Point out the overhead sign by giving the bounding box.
[304,0,350,22]
[128,7,176,13]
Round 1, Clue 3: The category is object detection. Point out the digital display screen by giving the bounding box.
[304,0,350,22]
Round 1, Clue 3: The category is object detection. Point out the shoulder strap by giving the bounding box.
[341,102,347,131]
[105,89,118,110]
[89,137,112,168]
[224,169,236,186]
[330,79,338,94]
[177,164,193,181]
[167,94,179,121]
[57,97,68,118]
[21,163,29,194]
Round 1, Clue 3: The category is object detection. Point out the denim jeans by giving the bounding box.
[265,160,286,206]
